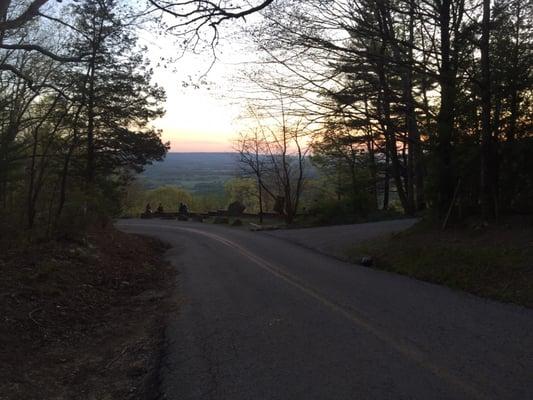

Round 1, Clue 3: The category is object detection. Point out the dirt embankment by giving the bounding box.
[0,226,177,400]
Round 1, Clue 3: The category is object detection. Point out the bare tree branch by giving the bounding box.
[1,43,87,62]
[149,0,274,25]
[0,0,49,31]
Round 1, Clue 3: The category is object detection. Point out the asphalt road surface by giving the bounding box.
[116,219,533,400]
[266,218,418,259]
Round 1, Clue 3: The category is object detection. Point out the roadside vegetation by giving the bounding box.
[0,2,177,398]
[346,218,533,307]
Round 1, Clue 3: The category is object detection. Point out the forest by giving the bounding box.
[232,0,532,226]
[0,0,170,240]
[1,0,531,240]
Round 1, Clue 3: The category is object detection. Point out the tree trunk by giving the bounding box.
[383,151,390,211]
[258,180,263,224]
[57,147,73,221]
[480,0,493,219]
[435,0,456,218]
[86,13,103,185]
[376,56,411,215]
[367,138,378,209]
[364,97,379,209]
[86,56,96,184]
[27,128,39,229]
[408,0,425,211]
[380,0,421,213]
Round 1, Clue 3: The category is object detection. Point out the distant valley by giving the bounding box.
[139,152,241,194]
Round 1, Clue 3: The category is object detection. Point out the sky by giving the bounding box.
[44,1,269,153]
[141,23,254,153]
[151,69,240,153]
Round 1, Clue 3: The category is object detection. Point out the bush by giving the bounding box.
[309,192,376,225]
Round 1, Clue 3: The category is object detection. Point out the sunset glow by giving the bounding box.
[143,30,251,153]
[153,87,239,152]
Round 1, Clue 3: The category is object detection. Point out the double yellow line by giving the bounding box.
[122,222,488,400]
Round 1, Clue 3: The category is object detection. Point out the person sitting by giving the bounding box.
[156,203,164,213]
[145,203,152,214]
[178,202,188,216]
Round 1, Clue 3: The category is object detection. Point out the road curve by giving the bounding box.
[116,219,533,400]
[265,218,418,260]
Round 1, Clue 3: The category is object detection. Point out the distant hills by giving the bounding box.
[140,152,241,194]
[139,152,319,195]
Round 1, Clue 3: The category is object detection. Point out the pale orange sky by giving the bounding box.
[152,79,240,152]
[142,25,252,152]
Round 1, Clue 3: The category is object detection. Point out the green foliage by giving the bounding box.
[0,0,168,237]
[122,185,192,215]
[308,152,379,223]
[224,178,259,212]
[121,183,234,216]
[191,193,227,213]
[145,186,193,211]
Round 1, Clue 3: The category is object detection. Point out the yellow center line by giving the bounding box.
[121,222,488,400]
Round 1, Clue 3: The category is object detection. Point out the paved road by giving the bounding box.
[116,219,533,400]
[266,218,418,259]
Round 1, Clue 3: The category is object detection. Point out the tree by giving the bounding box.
[479,0,494,219]
[0,0,169,235]
[66,0,167,184]
[240,0,532,222]
[224,178,259,212]
[237,95,310,224]
[236,126,269,222]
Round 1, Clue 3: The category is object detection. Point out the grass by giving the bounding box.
[345,219,533,308]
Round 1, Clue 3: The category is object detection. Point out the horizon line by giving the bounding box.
[166,151,237,154]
